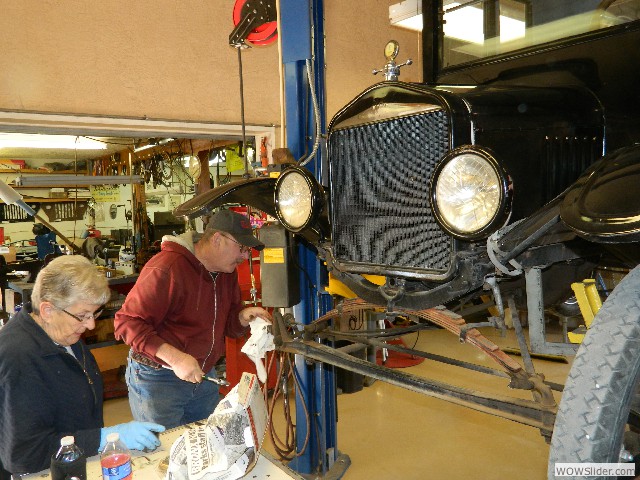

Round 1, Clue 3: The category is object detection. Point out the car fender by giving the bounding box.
[173,176,327,244]
[173,177,278,219]
[561,145,640,242]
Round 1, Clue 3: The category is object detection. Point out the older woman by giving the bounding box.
[0,256,164,475]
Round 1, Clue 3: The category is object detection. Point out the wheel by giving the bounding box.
[548,264,640,479]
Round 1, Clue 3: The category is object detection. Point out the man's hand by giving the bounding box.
[156,344,204,383]
[171,352,205,383]
[239,306,272,327]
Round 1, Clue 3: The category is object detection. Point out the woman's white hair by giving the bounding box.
[31,256,110,314]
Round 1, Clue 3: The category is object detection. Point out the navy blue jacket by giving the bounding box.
[0,309,103,473]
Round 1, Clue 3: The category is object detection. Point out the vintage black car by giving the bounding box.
[177,1,640,477]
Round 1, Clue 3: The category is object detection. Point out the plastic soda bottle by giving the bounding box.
[100,432,132,480]
[50,435,86,480]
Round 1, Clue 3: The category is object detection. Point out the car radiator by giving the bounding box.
[328,110,452,276]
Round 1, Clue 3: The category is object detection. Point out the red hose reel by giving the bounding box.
[231,0,278,47]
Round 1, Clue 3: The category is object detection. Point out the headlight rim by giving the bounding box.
[274,166,323,232]
[430,146,512,241]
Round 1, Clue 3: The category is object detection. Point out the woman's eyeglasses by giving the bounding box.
[60,307,104,323]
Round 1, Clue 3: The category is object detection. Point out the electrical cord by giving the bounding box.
[265,349,311,461]
[298,58,322,168]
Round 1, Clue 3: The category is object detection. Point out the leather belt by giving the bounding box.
[130,351,163,370]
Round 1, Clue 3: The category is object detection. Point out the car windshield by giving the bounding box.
[442,0,640,69]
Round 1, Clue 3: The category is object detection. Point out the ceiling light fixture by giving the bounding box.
[389,1,525,43]
[0,133,107,150]
[389,0,422,31]
[15,174,143,186]
[133,137,175,153]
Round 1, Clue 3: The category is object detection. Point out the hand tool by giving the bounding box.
[161,365,230,386]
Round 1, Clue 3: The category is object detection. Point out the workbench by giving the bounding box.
[24,424,303,480]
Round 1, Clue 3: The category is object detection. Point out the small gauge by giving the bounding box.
[384,40,400,60]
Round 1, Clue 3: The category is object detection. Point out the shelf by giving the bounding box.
[12,185,92,189]
[0,169,88,174]
[25,198,89,202]
[0,197,89,203]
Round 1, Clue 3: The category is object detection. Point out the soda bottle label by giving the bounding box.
[101,461,132,480]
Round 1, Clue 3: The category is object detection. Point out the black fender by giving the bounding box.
[172,176,328,244]
[561,145,640,243]
[173,177,278,219]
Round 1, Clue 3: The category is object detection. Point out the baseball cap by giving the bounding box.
[207,210,265,251]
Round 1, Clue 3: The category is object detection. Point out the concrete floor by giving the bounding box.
[104,326,572,480]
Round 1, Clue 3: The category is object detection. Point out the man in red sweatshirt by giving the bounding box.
[114,209,271,428]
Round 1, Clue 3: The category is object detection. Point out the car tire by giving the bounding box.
[548,264,640,479]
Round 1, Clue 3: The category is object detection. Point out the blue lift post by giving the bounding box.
[279,0,349,477]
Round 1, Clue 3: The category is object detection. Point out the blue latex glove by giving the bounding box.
[100,421,165,451]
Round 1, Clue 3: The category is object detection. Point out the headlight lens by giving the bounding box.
[276,169,314,230]
[432,149,508,238]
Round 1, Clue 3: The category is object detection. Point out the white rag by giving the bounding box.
[240,317,275,383]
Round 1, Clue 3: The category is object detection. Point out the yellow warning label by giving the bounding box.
[263,247,285,264]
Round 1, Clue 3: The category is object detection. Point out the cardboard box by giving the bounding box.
[0,245,17,263]
[49,188,67,198]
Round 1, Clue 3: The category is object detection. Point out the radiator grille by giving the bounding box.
[329,111,452,273]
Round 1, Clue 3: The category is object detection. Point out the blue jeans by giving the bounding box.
[125,356,220,429]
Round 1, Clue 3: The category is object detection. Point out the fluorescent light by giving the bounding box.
[0,133,107,150]
[133,143,156,153]
[15,174,143,186]
[444,3,525,43]
[133,137,175,153]
[389,0,525,43]
[389,0,422,31]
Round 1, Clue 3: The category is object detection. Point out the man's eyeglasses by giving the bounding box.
[60,306,105,323]
[221,234,252,254]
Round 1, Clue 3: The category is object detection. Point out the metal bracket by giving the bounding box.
[378,277,406,315]
[526,267,578,356]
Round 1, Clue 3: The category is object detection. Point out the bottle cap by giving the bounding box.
[106,432,120,443]
[60,436,75,446]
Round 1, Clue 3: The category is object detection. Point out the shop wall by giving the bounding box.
[324,1,423,120]
[0,0,281,126]
[0,0,421,129]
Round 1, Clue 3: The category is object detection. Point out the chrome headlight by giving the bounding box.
[275,167,323,232]
[430,147,512,240]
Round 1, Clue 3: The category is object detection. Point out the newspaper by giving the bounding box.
[167,372,268,480]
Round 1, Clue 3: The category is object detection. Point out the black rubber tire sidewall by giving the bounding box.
[548,265,640,479]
